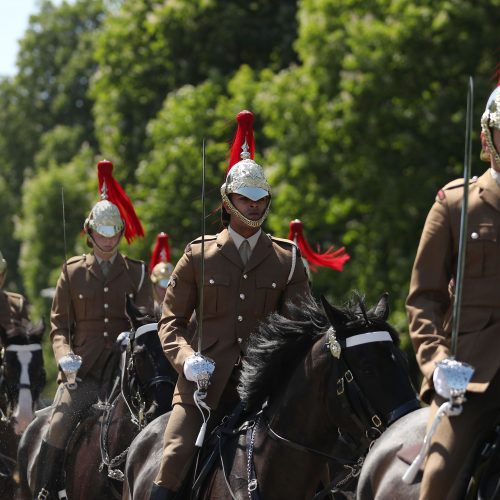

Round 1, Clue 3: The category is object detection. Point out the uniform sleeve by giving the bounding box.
[158,249,198,375]
[406,198,454,384]
[279,250,311,316]
[50,267,73,365]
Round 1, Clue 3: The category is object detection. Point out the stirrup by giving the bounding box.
[37,488,49,500]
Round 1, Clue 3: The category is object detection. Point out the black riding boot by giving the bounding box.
[33,440,65,500]
[149,483,178,500]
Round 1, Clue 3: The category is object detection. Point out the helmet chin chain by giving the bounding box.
[221,192,271,228]
[483,128,500,169]
[89,233,121,258]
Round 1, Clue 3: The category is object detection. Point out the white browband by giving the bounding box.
[345,331,393,348]
[5,344,42,352]
[135,323,158,339]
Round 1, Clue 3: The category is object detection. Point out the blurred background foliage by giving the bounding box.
[2,0,500,397]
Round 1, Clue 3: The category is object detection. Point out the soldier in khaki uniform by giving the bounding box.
[150,111,310,500]
[150,232,174,317]
[0,250,31,335]
[34,160,153,500]
[407,83,500,500]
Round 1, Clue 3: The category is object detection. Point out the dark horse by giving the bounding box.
[124,292,419,499]
[0,322,45,499]
[17,299,177,499]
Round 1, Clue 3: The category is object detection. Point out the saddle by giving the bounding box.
[188,402,249,499]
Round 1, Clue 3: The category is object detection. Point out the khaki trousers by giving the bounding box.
[44,351,119,449]
[419,368,500,500]
[155,369,240,491]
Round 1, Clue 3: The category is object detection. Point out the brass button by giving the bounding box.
[272,282,276,288]
[237,337,243,344]
[471,232,479,240]
[239,293,245,300]
[104,318,109,323]
[104,303,109,309]
[243,274,248,279]
[237,315,243,322]
[128,293,134,298]
[104,287,109,293]
[103,331,108,337]
[78,294,84,299]
[209,279,215,285]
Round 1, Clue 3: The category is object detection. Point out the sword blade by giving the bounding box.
[451,76,474,357]
[197,138,206,354]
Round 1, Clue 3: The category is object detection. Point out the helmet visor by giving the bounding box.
[233,186,269,201]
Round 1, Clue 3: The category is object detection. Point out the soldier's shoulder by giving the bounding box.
[123,255,146,266]
[436,176,479,201]
[5,291,25,303]
[186,235,217,253]
[66,255,86,266]
[268,235,297,251]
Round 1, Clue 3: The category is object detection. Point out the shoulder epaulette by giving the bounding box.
[6,291,24,301]
[268,235,297,248]
[66,255,85,266]
[124,255,145,266]
[190,235,217,245]
[436,176,478,201]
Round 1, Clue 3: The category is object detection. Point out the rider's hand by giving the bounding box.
[183,354,215,383]
[433,365,450,399]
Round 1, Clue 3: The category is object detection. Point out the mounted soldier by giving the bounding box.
[34,160,154,500]
[150,232,174,317]
[0,250,32,338]
[407,79,500,499]
[150,110,311,499]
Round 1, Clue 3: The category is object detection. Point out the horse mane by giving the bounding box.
[238,291,400,411]
[238,293,328,411]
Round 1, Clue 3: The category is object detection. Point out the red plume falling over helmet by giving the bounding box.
[220,110,272,228]
[288,219,350,272]
[150,232,173,288]
[85,160,144,244]
[150,232,172,273]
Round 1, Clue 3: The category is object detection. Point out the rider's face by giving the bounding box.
[229,194,269,221]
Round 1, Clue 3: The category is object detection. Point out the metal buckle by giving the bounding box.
[248,479,258,492]
[337,378,344,395]
[372,415,382,427]
[37,489,49,500]
[345,370,353,382]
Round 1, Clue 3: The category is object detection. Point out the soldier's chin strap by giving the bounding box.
[221,191,271,228]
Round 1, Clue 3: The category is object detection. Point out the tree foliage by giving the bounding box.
[1,0,500,395]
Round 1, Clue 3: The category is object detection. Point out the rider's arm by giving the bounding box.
[406,195,454,384]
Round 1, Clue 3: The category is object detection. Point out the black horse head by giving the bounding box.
[123,296,176,422]
[0,321,46,435]
[238,292,418,455]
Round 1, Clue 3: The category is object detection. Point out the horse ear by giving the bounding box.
[371,292,390,320]
[320,295,348,328]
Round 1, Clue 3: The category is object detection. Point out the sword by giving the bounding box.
[58,187,82,389]
[450,76,474,358]
[197,138,206,355]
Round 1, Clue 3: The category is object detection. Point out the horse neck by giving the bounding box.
[268,338,339,449]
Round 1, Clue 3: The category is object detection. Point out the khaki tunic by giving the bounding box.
[50,252,153,379]
[155,228,310,489]
[0,290,29,334]
[159,228,310,409]
[407,170,500,499]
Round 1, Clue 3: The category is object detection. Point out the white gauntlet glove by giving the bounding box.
[432,365,451,399]
[183,353,215,386]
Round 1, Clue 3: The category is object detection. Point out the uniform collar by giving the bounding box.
[227,226,261,252]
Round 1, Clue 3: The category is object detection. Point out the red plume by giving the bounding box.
[227,110,255,173]
[288,219,350,272]
[97,160,144,243]
[150,232,171,272]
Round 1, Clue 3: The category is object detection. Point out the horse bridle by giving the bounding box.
[0,343,44,423]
